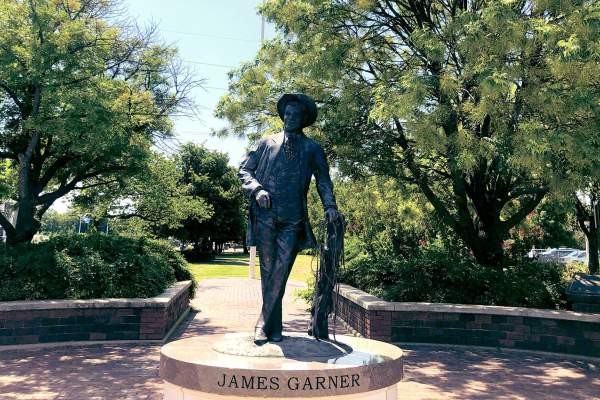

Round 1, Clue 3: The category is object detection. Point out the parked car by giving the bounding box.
[560,250,586,264]
[537,248,580,263]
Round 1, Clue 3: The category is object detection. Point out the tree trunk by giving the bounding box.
[455,219,506,267]
[5,200,40,245]
[574,193,599,274]
[588,228,599,274]
[471,240,505,266]
[392,119,545,269]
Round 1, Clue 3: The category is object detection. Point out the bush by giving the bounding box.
[0,233,196,301]
[181,246,215,263]
[339,241,586,310]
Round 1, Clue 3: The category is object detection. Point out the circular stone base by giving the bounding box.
[163,381,397,400]
[160,333,403,399]
[212,333,350,358]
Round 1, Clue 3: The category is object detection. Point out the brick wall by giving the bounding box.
[335,284,600,357]
[0,281,192,346]
[139,283,191,340]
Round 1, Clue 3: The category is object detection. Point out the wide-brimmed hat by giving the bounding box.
[277,93,318,128]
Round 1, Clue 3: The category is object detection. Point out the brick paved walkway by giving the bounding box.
[0,278,598,399]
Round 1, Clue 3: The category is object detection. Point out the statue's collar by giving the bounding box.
[284,130,303,140]
[272,131,304,144]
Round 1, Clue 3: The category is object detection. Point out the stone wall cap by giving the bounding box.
[336,284,393,310]
[337,283,600,323]
[0,280,192,311]
[566,273,600,304]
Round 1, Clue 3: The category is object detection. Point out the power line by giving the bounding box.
[182,59,237,69]
[203,86,228,91]
[162,29,260,44]
[175,130,217,135]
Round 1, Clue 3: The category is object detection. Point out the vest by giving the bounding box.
[261,136,303,222]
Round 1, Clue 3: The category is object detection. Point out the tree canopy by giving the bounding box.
[0,0,198,244]
[74,151,212,237]
[217,0,600,265]
[172,143,246,256]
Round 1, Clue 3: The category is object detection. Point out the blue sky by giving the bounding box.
[125,0,276,164]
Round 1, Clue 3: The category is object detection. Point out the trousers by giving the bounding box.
[254,212,302,335]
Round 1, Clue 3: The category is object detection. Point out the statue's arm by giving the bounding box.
[313,144,338,211]
[238,139,267,199]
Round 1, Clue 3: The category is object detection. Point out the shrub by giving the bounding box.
[0,233,196,301]
[339,241,586,310]
[181,246,215,263]
[140,238,197,296]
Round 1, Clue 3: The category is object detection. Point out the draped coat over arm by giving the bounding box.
[238,132,337,251]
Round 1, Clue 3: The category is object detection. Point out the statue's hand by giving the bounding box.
[325,208,340,222]
[255,189,271,209]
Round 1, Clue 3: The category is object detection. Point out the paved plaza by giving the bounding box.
[0,278,598,399]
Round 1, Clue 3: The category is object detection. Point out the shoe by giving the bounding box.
[254,327,268,345]
[270,331,283,342]
[307,324,328,340]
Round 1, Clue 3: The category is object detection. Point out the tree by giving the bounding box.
[307,175,438,257]
[574,183,599,273]
[0,0,198,244]
[508,196,581,258]
[75,151,213,237]
[217,0,600,266]
[173,143,246,256]
[39,209,79,234]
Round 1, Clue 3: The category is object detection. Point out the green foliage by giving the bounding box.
[304,175,584,309]
[307,176,436,258]
[217,0,600,265]
[340,240,586,310]
[507,196,582,258]
[572,183,600,274]
[295,274,316,307]
[39,209,80,234]
[0,160,16,199]
[0,233,196,301]
[173,143,246,258]
[0,0,199,243]
[75,151,213,237]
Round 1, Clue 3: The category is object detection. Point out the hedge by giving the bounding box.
[0,233,196,301]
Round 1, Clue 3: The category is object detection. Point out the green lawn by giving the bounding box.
[187,253,317,284]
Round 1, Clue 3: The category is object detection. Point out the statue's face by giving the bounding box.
[284,102,304,131]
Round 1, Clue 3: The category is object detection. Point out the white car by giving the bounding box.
[537,248,580,263]
[561,250,587,264]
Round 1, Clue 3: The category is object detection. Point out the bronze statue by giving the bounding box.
[239,93,340,344]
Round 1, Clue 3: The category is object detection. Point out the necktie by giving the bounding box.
[284,135,297,160]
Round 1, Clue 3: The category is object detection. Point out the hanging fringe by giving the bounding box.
[308,214,345,341]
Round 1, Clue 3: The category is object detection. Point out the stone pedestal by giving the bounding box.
[160,333,403,399]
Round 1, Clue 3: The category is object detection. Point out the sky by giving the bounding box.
[54,0,275,212]
[125,0,275,164]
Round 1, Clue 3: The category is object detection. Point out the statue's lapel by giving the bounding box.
[269,131,285,159]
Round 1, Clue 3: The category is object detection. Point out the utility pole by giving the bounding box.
[594,198,599,268]
[249,15,266,280]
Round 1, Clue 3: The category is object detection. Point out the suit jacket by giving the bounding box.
[238,132,337,250]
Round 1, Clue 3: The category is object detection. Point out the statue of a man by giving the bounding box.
[239,93,340,344]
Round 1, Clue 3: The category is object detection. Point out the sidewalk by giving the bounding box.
[0,278,598,399]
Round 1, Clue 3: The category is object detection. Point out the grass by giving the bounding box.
[187,252,317,284]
